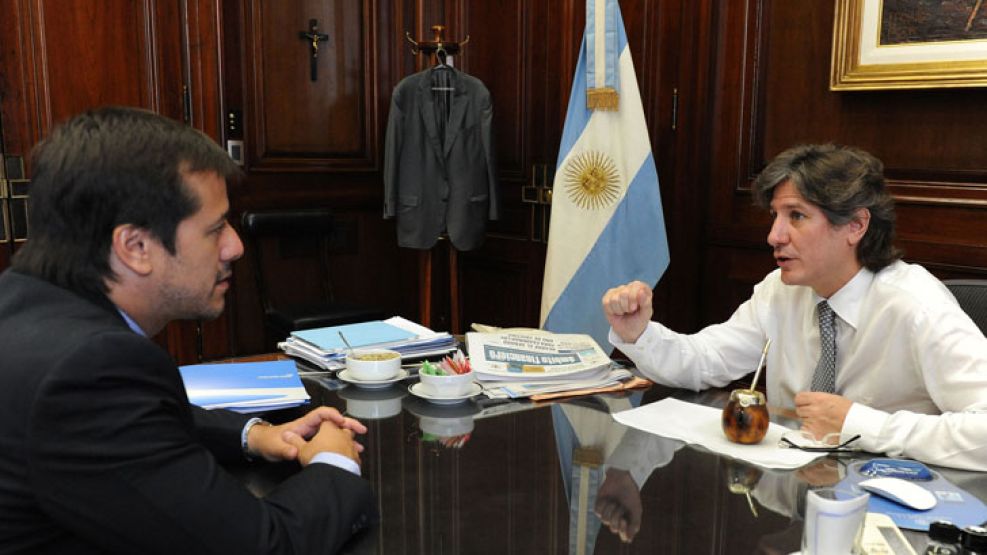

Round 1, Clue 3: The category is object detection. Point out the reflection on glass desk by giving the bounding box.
[227,368,987,554]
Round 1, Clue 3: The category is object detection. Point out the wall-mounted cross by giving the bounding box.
[299,19,329,82]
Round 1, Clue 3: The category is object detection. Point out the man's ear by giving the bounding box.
[110,224,156,276]
[846,208,871,246]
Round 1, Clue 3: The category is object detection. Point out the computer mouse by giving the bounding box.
[859,477,937,511]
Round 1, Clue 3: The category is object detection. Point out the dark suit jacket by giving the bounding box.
[0,270,375,554]
[383,66,499,251]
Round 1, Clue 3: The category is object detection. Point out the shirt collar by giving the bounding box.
[116,308,147,337]
[812,267,873,330]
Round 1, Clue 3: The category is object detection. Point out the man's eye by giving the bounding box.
[791,212,805,221]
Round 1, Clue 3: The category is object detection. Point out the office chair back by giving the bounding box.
[241,209,384,348]
[943,279,987,336]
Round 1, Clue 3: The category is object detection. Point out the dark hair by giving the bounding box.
[752,143,901,272]
[12,106,240,299]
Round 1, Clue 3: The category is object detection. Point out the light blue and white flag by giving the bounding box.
[540,0,669,351]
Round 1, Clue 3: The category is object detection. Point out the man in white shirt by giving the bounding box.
[602,144,987,471]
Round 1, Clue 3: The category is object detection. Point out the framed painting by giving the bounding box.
[831,0,987,90]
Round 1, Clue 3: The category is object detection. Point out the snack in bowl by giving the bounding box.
[346,349,401,381]
[418,353,474,397]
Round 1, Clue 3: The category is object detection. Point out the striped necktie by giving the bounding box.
[811,301,837,393]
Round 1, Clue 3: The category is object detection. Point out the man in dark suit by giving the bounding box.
[0,107,375,553]
[383,65,499,251]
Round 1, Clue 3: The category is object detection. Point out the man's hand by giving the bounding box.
[601,281,654,344]
[247,406,367,462]
[793,392,853,442]
[282,421,363,467]
[594,468,642,544]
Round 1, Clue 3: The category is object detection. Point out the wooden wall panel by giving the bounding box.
[702,0,987,328]
[460,0,524,179]
[243,0,378,170]
[32,0,186,127]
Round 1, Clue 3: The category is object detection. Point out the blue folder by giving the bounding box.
[178,360,309,413]
[290,321,417,352]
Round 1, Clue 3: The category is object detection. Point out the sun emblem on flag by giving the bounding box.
[562,151,621,210]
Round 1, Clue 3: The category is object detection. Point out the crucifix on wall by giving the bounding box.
[299,19,329,82]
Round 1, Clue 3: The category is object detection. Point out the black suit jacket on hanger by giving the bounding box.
[383,66,499,251]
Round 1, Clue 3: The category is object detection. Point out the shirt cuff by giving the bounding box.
[311,452,361,475]
[609,324,660,357]
[609,324,656,349]
[842,402,890,453]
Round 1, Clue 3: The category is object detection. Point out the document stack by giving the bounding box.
[279,316,457,371]
[466,330,632,399]
[178,360,310,413]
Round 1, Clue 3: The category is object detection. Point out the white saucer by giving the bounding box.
[408,382,482,405]
[338,369,409,389]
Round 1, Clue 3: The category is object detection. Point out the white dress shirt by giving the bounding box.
[610,261,987,471]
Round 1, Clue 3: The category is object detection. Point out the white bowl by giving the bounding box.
[418,369,475,397]
[346,349,401,381]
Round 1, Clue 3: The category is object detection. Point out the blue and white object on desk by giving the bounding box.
[291,321,416,352]
[840,458,987,531]
[178,360,310,414]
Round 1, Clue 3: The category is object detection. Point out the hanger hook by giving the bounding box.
[404,31,420,55]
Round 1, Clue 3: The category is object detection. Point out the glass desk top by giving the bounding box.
[228,367,987,555]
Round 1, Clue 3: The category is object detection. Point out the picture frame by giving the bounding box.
[831,0,987,90]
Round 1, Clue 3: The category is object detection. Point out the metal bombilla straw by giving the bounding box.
[748,339,771,393]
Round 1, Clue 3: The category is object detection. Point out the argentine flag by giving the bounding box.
[540,0,669,351]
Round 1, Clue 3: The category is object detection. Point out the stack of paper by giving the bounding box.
[466,331,629,399]
[178,360,310,413]
[279,316,457,371]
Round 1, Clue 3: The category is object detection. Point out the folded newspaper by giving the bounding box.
[466,331,631,399]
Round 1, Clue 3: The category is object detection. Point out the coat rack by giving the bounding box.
[403,24,470,334]
[405,25,470,65]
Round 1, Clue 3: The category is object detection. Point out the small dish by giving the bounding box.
[409,382,482,405]
[338,369,409,389]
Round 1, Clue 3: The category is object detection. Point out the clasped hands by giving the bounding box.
[246,406,367,466]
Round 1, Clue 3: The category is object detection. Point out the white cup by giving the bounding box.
[802,487,870,555]
[346,349,401,381]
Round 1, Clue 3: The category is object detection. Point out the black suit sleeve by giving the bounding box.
[191,405,251,463]
[28,331,375,555]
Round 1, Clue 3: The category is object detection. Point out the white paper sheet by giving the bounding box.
[612,397,823,469]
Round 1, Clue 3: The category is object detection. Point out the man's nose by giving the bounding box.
[767,217,787,248]
[223,226,245,262]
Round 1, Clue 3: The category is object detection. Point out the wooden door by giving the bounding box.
[0,0,230,363]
